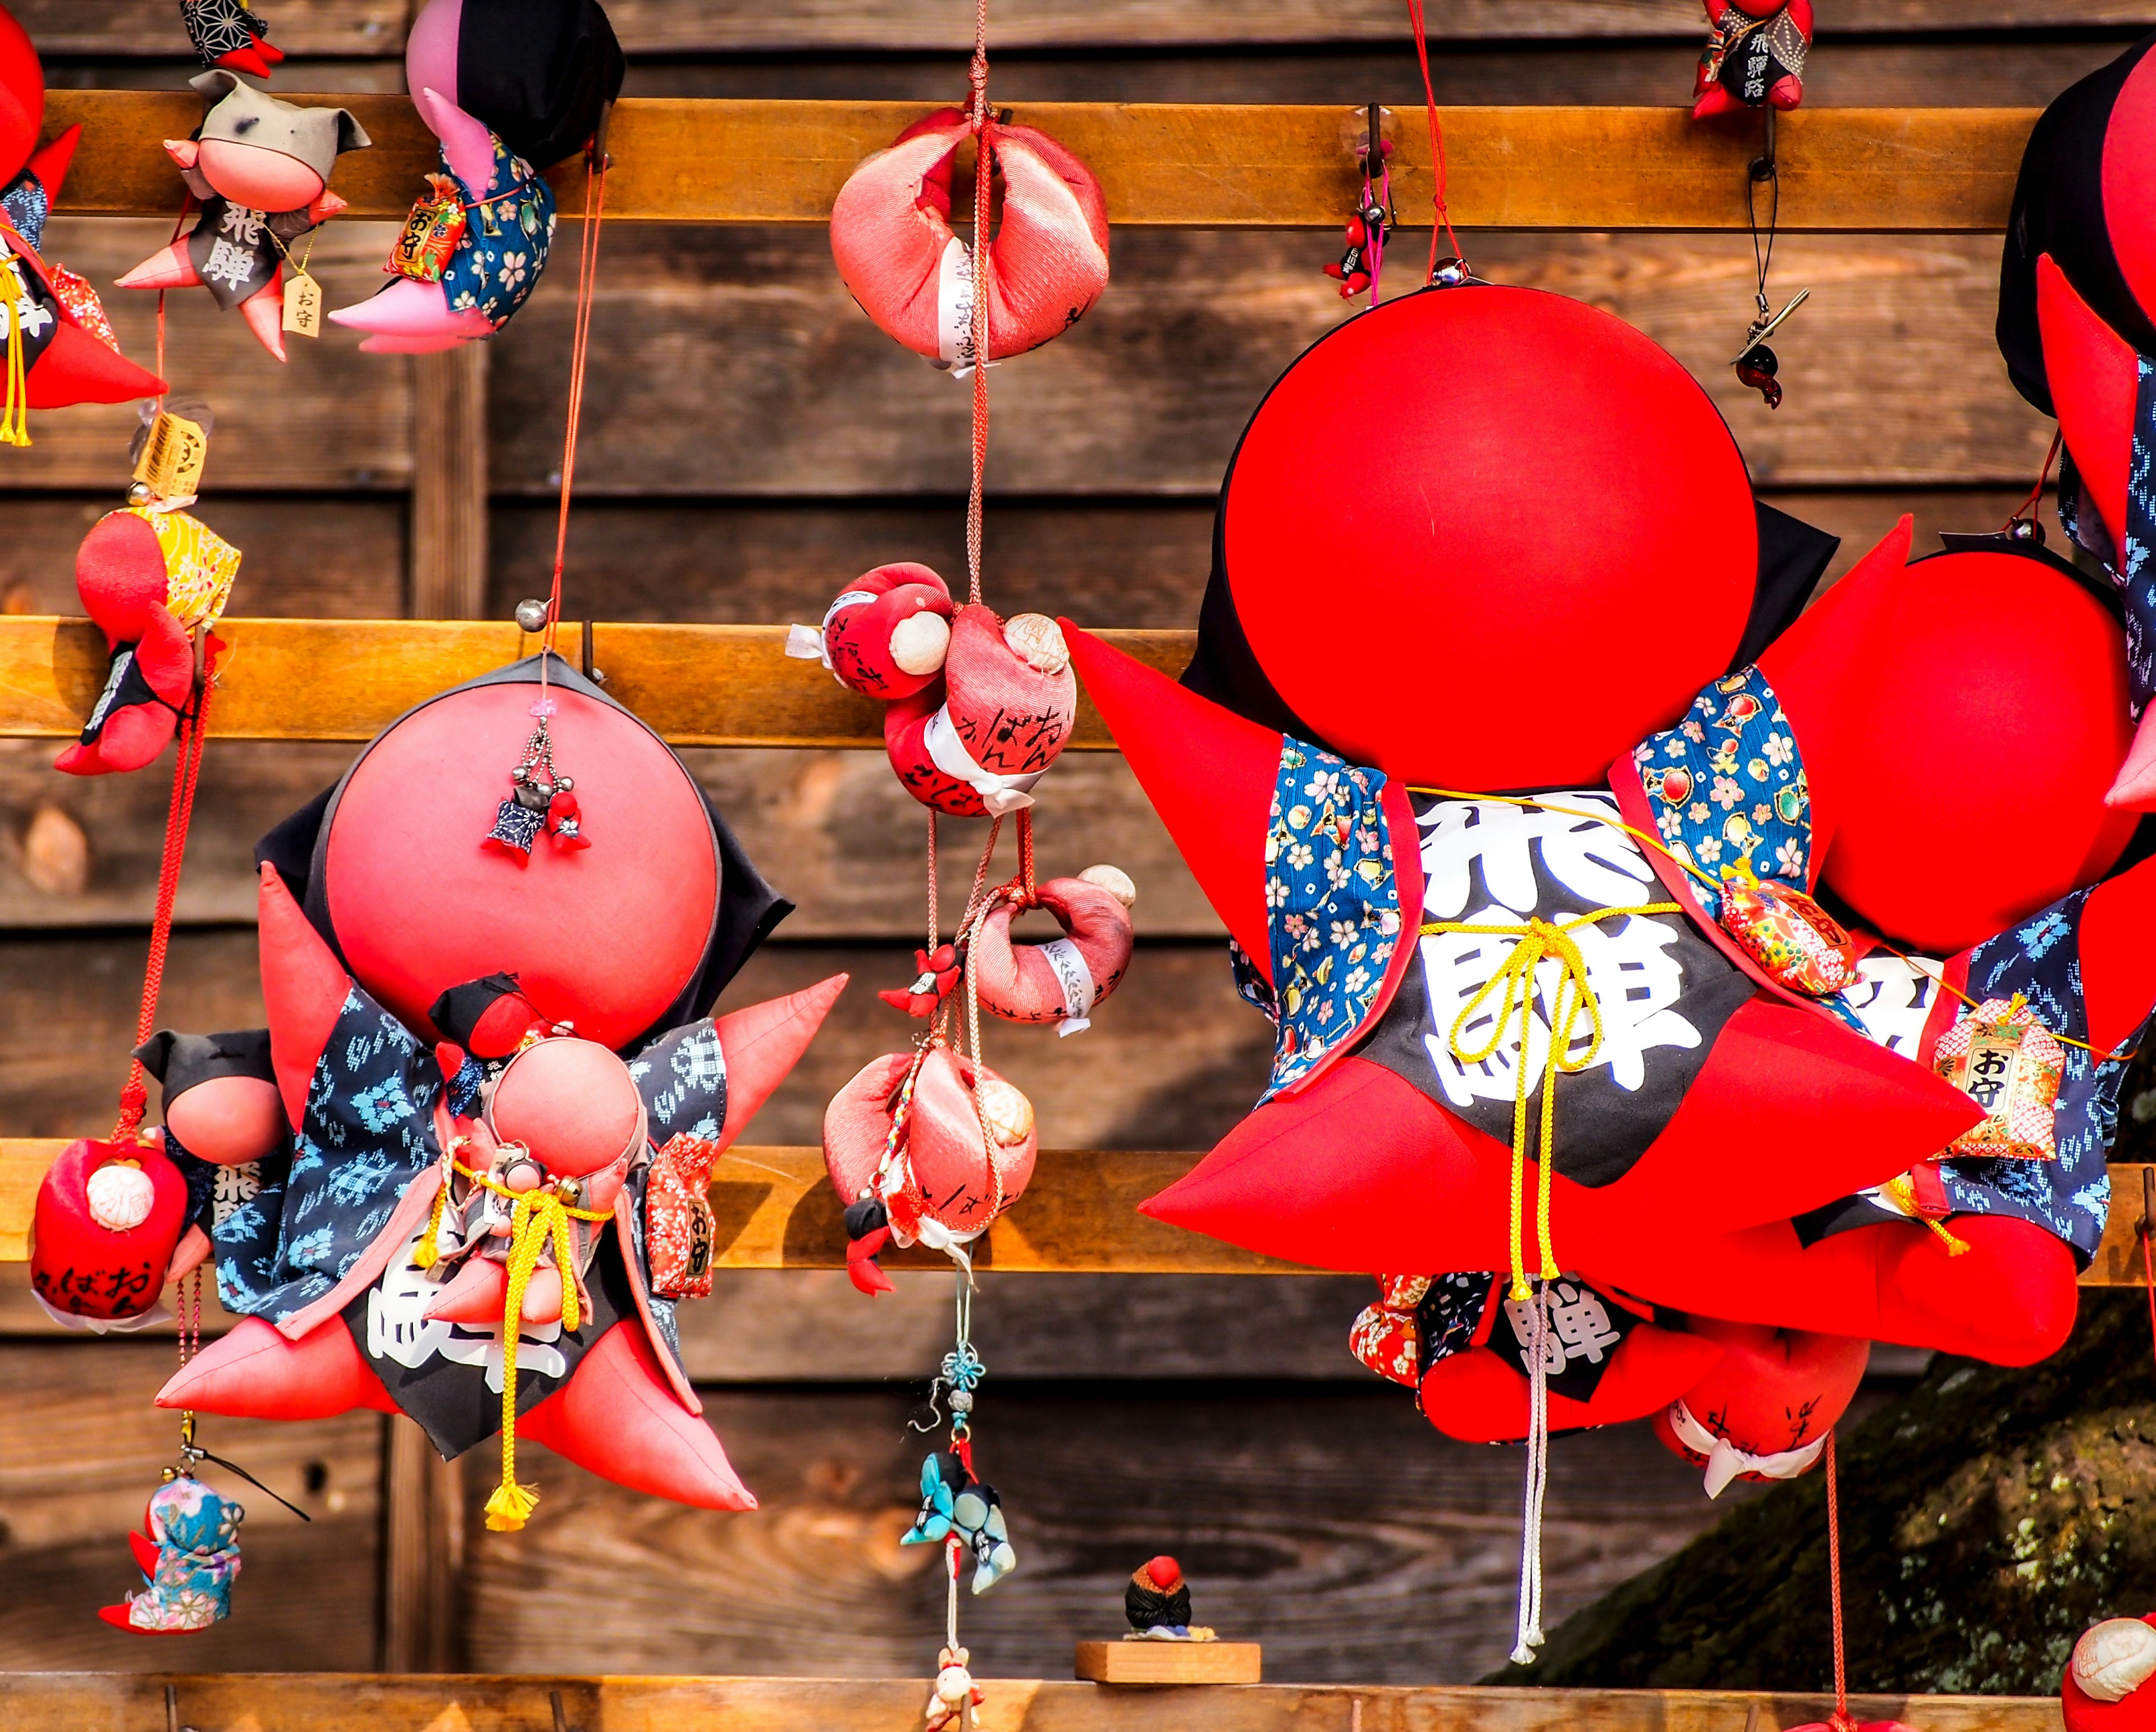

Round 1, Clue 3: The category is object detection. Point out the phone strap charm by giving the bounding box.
[484,703,588,861]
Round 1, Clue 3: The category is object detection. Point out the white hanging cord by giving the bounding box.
[1510,1280,1552,1665]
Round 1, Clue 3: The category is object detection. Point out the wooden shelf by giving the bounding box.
[39,93,2033,231]
[0,617,1187,748]
[7,1139,2155,1285]
[0,1674,2076,1729]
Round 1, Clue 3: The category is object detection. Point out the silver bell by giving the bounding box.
[514,598,550,633]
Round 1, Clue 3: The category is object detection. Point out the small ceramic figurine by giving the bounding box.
[1124,1555,1215,1642]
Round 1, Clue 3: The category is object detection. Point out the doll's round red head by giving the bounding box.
[1185,285,1764,790]
[278,657,786,1053]
[1652,1317,1867,1485]
[0,5,42,185]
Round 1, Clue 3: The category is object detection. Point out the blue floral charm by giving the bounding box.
[902,1449,1016,1593]
[101,1475,244,1633]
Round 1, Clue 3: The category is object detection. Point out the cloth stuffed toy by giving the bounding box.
[99,1475,244,1632]
[1648,1319,1867,1497]
[152,655,844,1528]
[29,1133,190,1330]
[135,1029,285,1291]
[966,865,1134,1034]
[328,0,622,354]
[2067,1616,2156,1732]
[56,504,240,776]
[0,5,165,422]
[115,72,369,364]
[1577,525,2156,1365]
[1692,1,1813,117]
[792,566,1079,817]
[1996,32,2156,805]
[1350,1271,1725,1444]
[1066,284,1985,1293]
[177,0,282,80]
[830,109,1109,371]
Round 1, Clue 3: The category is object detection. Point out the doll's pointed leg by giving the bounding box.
[116,243,202,292]
[238,282,289,363]
[711,973,849,1153]
[422,1255,509,1325]
[517,1321,757,1511]
[258,864,353,1128]
[156,1315,397,1420]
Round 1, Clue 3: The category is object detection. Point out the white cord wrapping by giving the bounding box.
[1510,1281,1551,1666]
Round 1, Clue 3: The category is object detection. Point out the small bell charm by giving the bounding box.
[485,714,587,861]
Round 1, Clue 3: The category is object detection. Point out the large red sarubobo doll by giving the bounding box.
[156,656,844,1528]
[1066,282,2156,1368]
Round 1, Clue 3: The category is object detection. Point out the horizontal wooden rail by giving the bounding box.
[7,1138,2156,1285]
[40,93,2034,231]
[0,1676,2070,1732]
[0,618,1187,748]
[0,1143,1304,1273]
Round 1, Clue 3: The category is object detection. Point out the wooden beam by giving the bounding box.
[0,1674,2075,1731]
[0,618,1190,748]
[377,1417,465,1674]
[8,1140,2156,1283]
[408,347,491,622]
[42,93,2035,231]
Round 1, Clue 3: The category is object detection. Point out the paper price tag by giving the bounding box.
[282,268,322,338]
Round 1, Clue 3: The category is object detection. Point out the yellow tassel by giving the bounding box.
[1881,1173,1968,1256]
[1924,1218,1971,1258]
[411,1176,451,1272]
[1424,902,1680,1300]
[1,273,30,450]
[483,1478,540,1533]
[485,1187,590,1529]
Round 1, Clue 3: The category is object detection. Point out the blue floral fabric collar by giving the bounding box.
[1235,738,1401,1101]
[441,134,555,328]
[1630,664,1811,921]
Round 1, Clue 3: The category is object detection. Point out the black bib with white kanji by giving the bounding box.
[1357,790,1756,1188]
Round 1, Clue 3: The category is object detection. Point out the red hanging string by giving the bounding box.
[538,141,612,700]
[965,0,994,609]
[1403,0,1463,279]
[112,644,220,1144]
[2008,428,2063,533]
[1825,1432,1853,1732]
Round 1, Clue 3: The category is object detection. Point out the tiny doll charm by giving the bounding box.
[1732,287,1806,410]
[1324,185,1390,301]
[102,1463,245,1633]
[484,713,588,860]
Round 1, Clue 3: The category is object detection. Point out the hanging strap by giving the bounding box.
[112,643,221,1143]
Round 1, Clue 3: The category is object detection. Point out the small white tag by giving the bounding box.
[282,267,322,337]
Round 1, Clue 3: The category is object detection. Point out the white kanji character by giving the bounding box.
[1419,793,1653,921]
[199,236,257,293]
[2,258,52,337]
[1547,1279,1622,1364]
[1838,954,1940,1057]
[217,203,267,246]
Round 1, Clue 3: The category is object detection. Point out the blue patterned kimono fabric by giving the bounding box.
[214,987,440,1323]
[1245,739,1401,1100]
[440,135,555,328]
[1631,664,1811,920]
[2125,354,2156,715]
[1931,887,2130,1265]
[1,167,49,252]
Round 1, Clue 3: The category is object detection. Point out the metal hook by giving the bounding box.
[551,1687,581,1732]
[580,617,603,685]
[2137,1165,2154,1241]
[165,1684,202,1732]
[1365,101,1383,180]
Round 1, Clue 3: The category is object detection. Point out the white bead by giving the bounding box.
[1002,613,1070,675]
[1078,863,1137,907]
[86,1162,157,1232]
[2074,1619,2156,1702]
[977,1078,1034,1147]
[890,610,951,676]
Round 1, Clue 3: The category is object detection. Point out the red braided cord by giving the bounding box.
[1404,0,1463,279]
[539,145,611,698]
[965,0,993,607]
[113,645,219,1143]
[2009,428,2063,532]
[1015,807,1035,903]
[1826,1432,1852,1732]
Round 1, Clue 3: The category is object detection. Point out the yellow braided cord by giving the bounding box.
[0,275,29,449]
[412,1177,453,1271]
[449,1163,607,1534]
[1880,1173,1970,1257]
[1420,904,1680,1299]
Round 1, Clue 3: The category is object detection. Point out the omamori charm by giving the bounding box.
[1931,995,2066,1160]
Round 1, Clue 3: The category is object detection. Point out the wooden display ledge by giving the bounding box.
[0,1676,2072,1731]
[36,93,2034,231]
[1076,1640,1265,1684]
[0,618,1187,750]
[6,1140,2156,1286]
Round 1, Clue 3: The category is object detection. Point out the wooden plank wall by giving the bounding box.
[0,0,2143,1688]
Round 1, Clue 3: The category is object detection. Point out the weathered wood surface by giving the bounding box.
[409,345,490,621]
[0,500,406,620]
[462,1385,1744,1683]
[17,0,2153,56]
[40,94,2039,231]
[0,1675,2073,1732]
[0,1338,380,1672]
[0,220,410,494]
[1076,1640,1265,1683]
[488,230,2053,496]
[0,927,1274,1143]
[0,616,1188,746]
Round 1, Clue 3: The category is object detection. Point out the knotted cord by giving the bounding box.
[1825,1432,1853,1732]
[1419,903,1680,1298]
[1403,0,1463,278]
[964,0,994,607]
[0,266,26,447]
[1510,1280,1552,1665]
